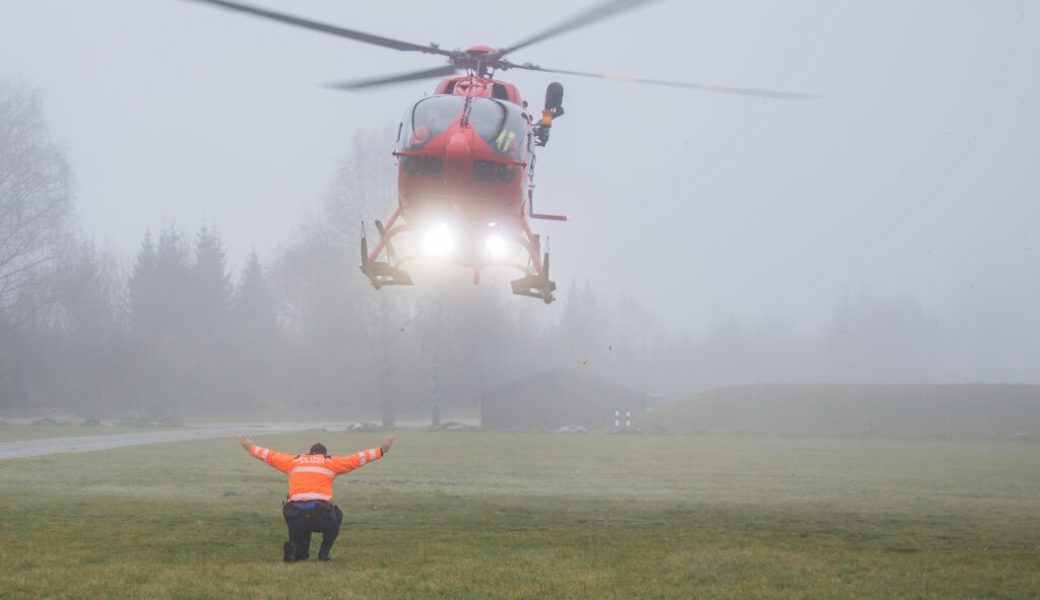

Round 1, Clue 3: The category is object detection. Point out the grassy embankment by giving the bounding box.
[640,384,1040,438]
[1,431,1038,599]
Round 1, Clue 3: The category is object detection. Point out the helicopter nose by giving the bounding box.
[444,129,474,181]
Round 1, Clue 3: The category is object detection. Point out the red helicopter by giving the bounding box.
[189,0,815,304]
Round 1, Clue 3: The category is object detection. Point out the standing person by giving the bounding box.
[238,433,395,562]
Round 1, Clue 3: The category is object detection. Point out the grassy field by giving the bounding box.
[1,431,1038,599]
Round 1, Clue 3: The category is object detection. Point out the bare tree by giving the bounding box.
[0,84,72,326]
[294,126,410,422]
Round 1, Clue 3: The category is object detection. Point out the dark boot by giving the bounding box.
[318,540,334,561]
[283,541,297,563]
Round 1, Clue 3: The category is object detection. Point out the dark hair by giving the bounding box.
[309,443,328,456]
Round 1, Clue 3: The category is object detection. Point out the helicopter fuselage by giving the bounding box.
[392,76,533,266]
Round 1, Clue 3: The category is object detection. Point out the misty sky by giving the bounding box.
[0,0,1036,334]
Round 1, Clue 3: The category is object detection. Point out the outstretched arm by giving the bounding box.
[238,434,294,473]
[329,434,396,474]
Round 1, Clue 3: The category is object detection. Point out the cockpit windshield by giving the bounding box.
[399,95,463,151]
[398,95,527,159]
[469,98,526,159]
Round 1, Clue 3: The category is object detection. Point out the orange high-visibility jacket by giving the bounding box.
[248,444,384,502]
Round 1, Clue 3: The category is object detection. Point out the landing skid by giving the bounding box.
[360,217,414,288]
[510,251,555,304]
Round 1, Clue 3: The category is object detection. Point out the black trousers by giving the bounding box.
[282,502,343,559]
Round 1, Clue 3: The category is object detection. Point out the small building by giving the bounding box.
[481,369,649,430]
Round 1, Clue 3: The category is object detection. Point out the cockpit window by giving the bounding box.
[397,95,526,159]
[399,95,463,151]
[469,98,526,159]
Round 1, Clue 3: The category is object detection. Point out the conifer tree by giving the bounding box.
[191,224,231,334]
[234,249,277,340]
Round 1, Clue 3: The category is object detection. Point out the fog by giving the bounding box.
[0,0,1037,419]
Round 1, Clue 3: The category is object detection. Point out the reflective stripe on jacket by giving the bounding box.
[248,444,383,502]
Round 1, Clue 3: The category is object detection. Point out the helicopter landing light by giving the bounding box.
[484,233,509,258]
[422,223,456,258]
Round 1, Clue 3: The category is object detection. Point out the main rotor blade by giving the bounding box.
[506,63,820,100]
[185,0,454,57]
[325,65,458,91]
[497,0,662,57]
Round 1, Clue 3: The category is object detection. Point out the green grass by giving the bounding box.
[1,432,1038,599]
